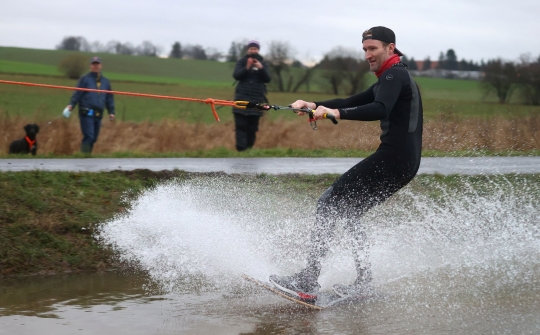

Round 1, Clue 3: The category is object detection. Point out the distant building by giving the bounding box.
[410,60,481,80]
[415,60,439,70]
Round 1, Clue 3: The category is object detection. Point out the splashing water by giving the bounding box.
[97,175,540,299]
[97,177,316,292]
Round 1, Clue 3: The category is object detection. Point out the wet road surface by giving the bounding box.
[1,156,540,175]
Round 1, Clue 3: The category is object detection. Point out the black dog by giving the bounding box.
[9,124,40,156]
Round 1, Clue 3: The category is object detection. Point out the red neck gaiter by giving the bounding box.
[375,54,401,78]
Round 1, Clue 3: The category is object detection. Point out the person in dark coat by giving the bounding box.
[232,40,271,151]
[66,56,115,154]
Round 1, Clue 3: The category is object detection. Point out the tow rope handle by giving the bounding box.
[308,111,338,130]
[233,101,338,130]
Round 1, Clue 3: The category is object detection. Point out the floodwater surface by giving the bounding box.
[2,175,539,334]
[1,269,539,335]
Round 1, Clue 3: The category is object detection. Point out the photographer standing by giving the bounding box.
[232,40,271,151]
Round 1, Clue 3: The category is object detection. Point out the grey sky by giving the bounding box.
[1,0,538,63]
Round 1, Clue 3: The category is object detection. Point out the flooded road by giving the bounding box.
[2,156,540,175]
[1,270,539,335]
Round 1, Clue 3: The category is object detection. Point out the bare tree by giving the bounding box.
[106,41,136,55]
[481,59,517,104]
[317,47,369,95]
[89,41,109,53]
[102,40,120,54]
[226,40,248,62]
[206,47,223,61]
[291,66,314,93]
[266,41,294,92]
[137,41,162,57]
[516,54,540,105]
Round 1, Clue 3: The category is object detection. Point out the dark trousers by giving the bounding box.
[234,113,260,151]
[79,115,102,153]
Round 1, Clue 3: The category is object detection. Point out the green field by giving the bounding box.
[1,46,539,123]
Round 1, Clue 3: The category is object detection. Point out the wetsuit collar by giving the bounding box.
[375,54,401,78]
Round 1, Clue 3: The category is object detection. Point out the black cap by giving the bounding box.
[362,26,403,56]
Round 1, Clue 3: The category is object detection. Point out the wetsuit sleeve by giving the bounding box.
[314,84,375,109]
[334,67,407,121]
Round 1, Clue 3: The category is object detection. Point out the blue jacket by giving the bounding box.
[69,72,115,117]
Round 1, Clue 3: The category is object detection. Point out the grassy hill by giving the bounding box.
[1,46,539,123]
[0,47,234,86]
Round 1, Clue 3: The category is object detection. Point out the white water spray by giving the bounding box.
[97,175,540,298]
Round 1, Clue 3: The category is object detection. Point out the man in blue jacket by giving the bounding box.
[66,56,115,154]
[232,41,271,151]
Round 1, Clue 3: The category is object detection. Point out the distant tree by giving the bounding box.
[89,41,107,53]
[266,41,293,92]
[470,60,480,71]
[401,55,410,64]
[102,40,120,54]
[318,55,344,95]
[226,42,239,62]
[206,47,223,61]
[446,49,458,70]
[437,51,446,69]
[291,67,314,92]
[458,59,469,71]
[56,36,90,51]
[408,57,418,70]
[170,42,183,58]
[422,57,432,71]
[183,45,207,60]
[137,41,161,57]
[516,54,540,105]
[480,58,518,104]
[317,47,369,95]
[226,42,241,62]
[58,54,88,79]
[528,55,540,105]
[226,40,249,62]
[291,59,305,68]
[114,42,136,55]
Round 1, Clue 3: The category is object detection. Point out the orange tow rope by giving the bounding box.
[0,79,248,121]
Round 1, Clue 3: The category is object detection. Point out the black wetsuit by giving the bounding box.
[305,63,423,283]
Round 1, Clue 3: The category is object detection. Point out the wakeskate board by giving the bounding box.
[242,274,362,309]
